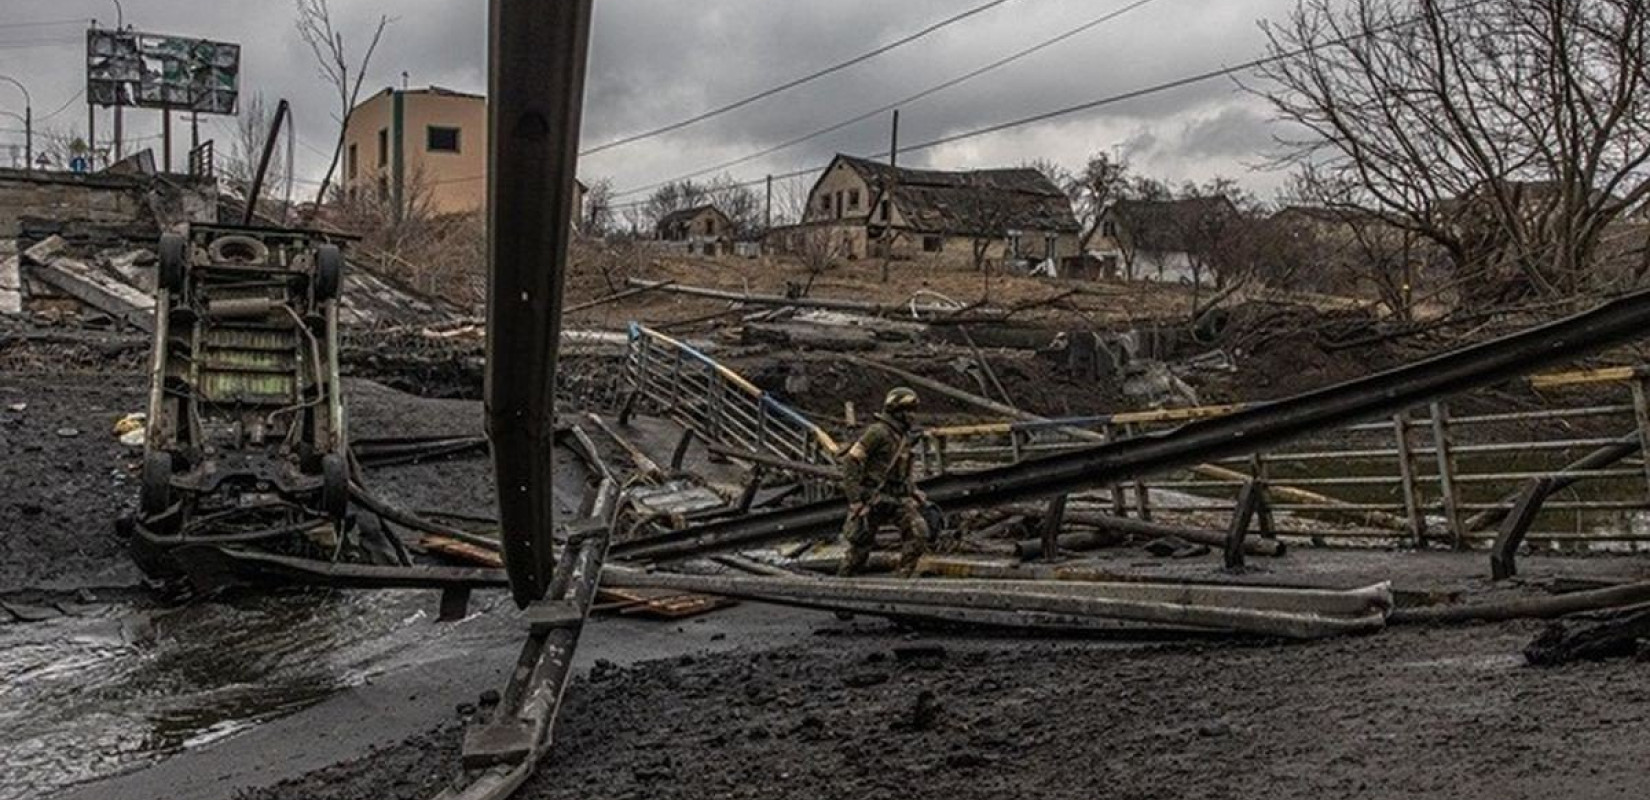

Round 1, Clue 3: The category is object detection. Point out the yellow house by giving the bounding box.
[341,85,585,220]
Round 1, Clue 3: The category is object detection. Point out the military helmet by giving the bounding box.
[884,386,920,412]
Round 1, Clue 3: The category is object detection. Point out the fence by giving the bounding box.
[622,324,840,497]
[918,367,1650,551]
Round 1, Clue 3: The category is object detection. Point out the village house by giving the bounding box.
[774,154,1079,270]
[1090,196,1238,285]
[341,85,586,221]
[656,204,735,256]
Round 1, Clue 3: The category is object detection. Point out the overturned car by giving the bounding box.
[131,223,368,577]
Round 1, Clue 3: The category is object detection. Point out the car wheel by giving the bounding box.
[321,452,350,518]
[158,234,188,294]
[140,451,173,517]
[315,245,345,302]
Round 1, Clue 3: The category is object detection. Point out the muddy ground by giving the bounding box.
[243,619,1650,800]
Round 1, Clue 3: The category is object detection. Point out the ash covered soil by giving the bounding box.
[0,371,492,595]
[245,621,1650,800]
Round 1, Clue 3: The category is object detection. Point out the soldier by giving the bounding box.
[838,386,930,577]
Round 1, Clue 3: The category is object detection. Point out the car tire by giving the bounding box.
[158,234,188,294]
[321,453,350,519]
[315,245,344,302]
[140,451,173,518]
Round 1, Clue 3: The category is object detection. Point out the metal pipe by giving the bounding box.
[603,570,1388,640]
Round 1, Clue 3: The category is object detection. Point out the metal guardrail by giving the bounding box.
[919,372,1650,548]
[623,324,840,495]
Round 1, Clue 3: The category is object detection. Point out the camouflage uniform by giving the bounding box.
[838,412,930,577]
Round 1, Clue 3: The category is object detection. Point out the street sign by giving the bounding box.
[86,28,241,115]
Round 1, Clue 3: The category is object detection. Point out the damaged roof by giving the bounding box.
[657,205,728,227]
[832,154,1079,236]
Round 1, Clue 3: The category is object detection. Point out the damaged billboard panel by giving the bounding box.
[86,28,241,115]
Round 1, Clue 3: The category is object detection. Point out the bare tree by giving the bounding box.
[583,177,615,238]
[225,93,289,210]
[1258,0,1650,303]
[705,174,763,238]
[296,0,389,210]
[793,227,848,295]
[644,179,709,232]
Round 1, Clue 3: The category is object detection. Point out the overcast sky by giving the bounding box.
[0,0,1304,204]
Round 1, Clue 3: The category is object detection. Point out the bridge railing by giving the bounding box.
[623,324,840,497]
[918,368,1650,550]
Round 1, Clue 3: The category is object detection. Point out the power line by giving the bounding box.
[579,0,1023,157]
[611,0,1494,205]
[888,0,1496,161]
[0,38,82,50]
[609,0,1167,200]
[37,88,85,123]
[0,17,90,30]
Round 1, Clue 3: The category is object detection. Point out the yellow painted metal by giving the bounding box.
[1529,365,1642,389]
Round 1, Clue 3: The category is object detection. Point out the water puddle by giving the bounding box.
[0,588,506,800]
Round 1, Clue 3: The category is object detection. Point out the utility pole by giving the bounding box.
[162,110,172,173]
[764,174,773,231]
[889,109,899,168]
[879,109,900,282]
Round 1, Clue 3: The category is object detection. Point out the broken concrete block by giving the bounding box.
[22,234,67,266]
[0,255,20,315]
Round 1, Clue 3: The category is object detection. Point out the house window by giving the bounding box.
[819,195,831,214]
[703,217,716,235]
[347,143,358,181]
[377,129,388,167]
[835,191,844,218]
[1102,219,1117,238]
[878,200,889,222]
[427,126,461,153]
[849,189,860,210]
[923,236,943,253]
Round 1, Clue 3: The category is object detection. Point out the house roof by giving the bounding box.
[657,205,727,228]
[830,154,1079,235]
[1108,196,1238,253]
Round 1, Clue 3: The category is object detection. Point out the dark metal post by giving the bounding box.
[1392,411,1425,546]
[162,110,172,173]
[244,99,290,225]
[764,173,773,231]
[1429,401,1464,549]
[88,105,96,169]
[1040,493,1067,562]
[487,0,596,607]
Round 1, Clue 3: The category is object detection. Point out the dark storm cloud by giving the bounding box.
[0,0,1301,198]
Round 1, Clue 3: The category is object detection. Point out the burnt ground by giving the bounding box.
[242,619,1650,800]
[0,371,495,597]
[0,371,147,592]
